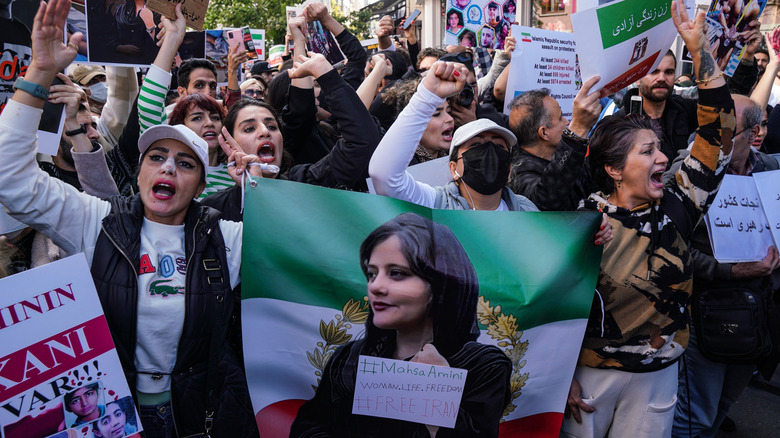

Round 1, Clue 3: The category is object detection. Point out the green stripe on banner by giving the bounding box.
[597,0,671,49]
[242,179,602,331]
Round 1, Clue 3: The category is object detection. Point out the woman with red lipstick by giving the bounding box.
[291,213,512,437]
[561,1,736,435]
[0,2,257,436]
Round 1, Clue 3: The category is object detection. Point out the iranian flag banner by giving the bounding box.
[241,179,602,437]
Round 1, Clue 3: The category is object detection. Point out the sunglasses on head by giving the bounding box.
[439,51,474,64]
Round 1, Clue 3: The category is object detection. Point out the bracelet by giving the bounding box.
[695,72,724,85]
[562,128,588,145]
[13,78,50,100]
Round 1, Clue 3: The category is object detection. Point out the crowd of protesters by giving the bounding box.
[1,0,779,436]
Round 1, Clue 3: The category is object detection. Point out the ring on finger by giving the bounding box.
[68,42,78,51]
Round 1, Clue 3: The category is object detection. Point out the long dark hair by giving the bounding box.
[359,213,480,358]
[589,114,661,194]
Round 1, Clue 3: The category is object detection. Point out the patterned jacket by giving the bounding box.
[578,85,735,372]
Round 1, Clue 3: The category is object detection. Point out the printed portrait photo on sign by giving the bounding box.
[447,9,465,34]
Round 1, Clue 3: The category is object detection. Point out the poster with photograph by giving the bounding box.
[444,0,516,50]
[292,0,344,65]
[570,0,694,94]
[0,255,141,438]
[705,0,767,76]
[82,0,163,66]
[503,26,580,116]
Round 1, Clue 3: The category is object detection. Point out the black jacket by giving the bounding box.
[508,136,592,211]
[90,195,258,437]
[290,340,512,437]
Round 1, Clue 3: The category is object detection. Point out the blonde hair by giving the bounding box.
[240,78,265,92]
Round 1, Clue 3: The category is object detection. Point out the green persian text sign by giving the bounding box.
[597,0,671,49]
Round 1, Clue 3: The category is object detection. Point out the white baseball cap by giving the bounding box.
[138,124,210,176]
[449,119,517,155]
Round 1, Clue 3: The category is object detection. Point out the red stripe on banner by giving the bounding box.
[499,412,564,437]
[256,399,305,438]
[257,400,563,437]
[0,316,115,401]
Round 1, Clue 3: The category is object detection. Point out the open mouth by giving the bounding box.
[650,170,664,188]
[257,142,276,163]
[442,127,453,142]
[201,130,217,140]
[152,180,176,200]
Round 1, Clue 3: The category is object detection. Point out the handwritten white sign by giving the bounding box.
[752,169,780,250]
[705,174,775,262]
[352,355,467,428]
[504,26,579,117]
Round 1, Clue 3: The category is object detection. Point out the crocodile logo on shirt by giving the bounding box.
[149,279,185,297]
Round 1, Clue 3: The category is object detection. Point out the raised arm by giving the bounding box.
[287,54,382,190]
[668,0,735,215]
[369,61,467,207]
[0,0,110,262]
[138,4,186,135]
[357,55,392,109]
[750,29,780,110]
[97,66,138,147]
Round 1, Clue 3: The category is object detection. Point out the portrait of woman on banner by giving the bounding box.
[291,213,512,437]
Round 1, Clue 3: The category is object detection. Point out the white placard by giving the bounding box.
[503,26,579,116]
[752,169,780,249]
[352,355,467,428]
[0,255,141,438]
[705,174,775,262]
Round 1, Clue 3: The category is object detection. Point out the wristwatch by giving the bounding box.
[13,78,50,100]
[562,128,588,145]
[64,124,88,137]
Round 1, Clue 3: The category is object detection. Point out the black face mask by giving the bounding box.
[459,141,511,195]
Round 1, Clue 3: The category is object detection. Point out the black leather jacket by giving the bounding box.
[90,195,258,437]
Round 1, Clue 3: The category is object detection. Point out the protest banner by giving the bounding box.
[444,0,515,50]
[241,178,602,437]
[146,0,209,31]
[705,0,767,76]
[352,356,467,428]
[250,29,266,60]
[0,255,141,438]
[268,45,286,67]
[503,25,579,116]
[571,0,693,95]
[705,173,776,262]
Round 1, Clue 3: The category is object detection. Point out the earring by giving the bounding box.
[616,179,622,189]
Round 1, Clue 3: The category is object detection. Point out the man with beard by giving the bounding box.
[613,51,695,164]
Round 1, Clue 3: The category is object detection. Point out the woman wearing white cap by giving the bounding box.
[370,61,538,212]
[0,1,257,436]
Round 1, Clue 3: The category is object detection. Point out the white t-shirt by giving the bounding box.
[134,219,187,394]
